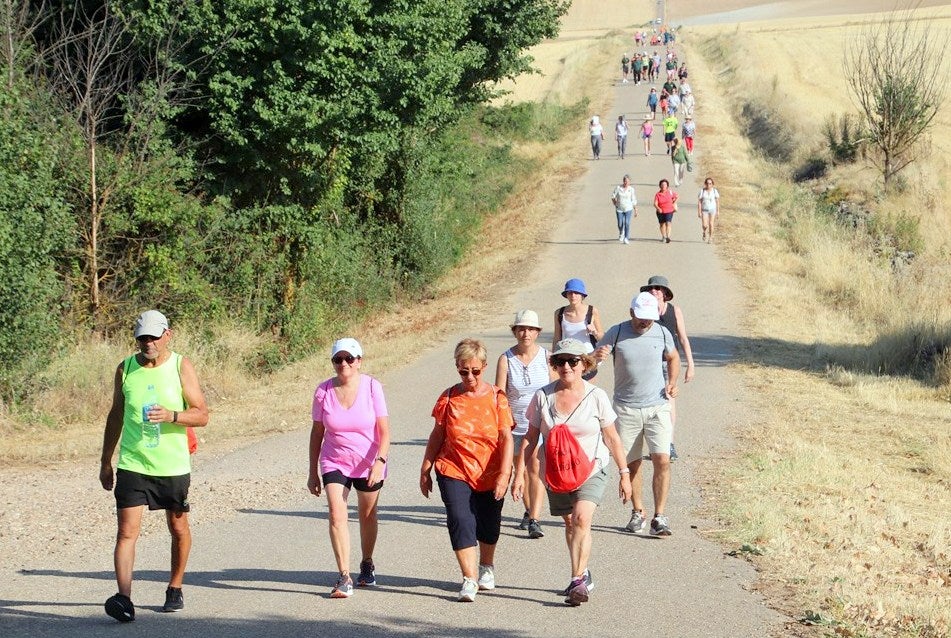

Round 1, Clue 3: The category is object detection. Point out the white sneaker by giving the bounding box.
[618,231,624,242]
[623,237,629,244]
[477,564,495,591]
[458,577,478,602]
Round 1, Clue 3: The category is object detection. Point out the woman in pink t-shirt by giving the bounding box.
[308,338,390,599]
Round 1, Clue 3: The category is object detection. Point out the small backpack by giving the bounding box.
[544,390,598,493]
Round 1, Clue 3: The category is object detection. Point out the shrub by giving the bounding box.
[822,113,863,164]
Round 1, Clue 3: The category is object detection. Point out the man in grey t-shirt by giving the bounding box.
[595,292,680,536]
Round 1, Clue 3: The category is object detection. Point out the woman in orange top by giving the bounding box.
[420,338,514,602]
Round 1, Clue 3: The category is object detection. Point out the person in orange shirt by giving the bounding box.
[420,339,514,602]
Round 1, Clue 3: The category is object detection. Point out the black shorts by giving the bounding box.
[322,469,384,493]
[656,212,674,224]
[664,131,675,142]
[115,468,190,512]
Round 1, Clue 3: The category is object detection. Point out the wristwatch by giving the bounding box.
[375,456,387,464]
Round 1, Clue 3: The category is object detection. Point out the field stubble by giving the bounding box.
[684,9,951,637]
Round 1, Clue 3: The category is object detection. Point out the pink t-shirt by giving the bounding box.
[312,375,388,478]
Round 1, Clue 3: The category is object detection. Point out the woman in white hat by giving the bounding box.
[496,310,556,539]
[513,339,631,606]
[308,338,391,598]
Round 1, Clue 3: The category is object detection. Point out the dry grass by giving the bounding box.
[684,7,951,637]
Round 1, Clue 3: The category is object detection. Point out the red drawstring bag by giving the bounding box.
[543,389,598,493]
[544,423,594,493]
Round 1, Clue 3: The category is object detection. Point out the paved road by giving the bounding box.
[0,46,787,638]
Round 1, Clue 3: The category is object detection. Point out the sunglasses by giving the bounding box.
[331,354,358,365]
[457,367,483,377]
[552,357,583,368]
[135,332,165,343]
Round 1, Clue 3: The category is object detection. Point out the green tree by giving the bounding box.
[844,5,948,191]
[0,84,75,401]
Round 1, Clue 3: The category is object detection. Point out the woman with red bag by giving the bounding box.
[512,339,630,607]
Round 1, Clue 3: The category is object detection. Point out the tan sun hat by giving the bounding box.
[511,309,542,330]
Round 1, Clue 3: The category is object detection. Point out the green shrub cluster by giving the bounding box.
[0,0,574,406]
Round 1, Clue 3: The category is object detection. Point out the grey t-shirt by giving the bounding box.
[597,321,674,407]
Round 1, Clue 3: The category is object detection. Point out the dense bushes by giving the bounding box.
[0,0,572,405]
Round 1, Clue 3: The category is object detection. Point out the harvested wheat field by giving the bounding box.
[677,1,951,636]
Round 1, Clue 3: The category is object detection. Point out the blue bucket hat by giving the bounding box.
[561,278,588,298]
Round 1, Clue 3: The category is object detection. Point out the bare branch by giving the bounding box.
[844,2,949,191]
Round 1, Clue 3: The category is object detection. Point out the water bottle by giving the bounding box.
[142,384,160,448]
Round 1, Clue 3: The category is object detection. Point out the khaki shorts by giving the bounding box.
[615,402,673,460]
[547,468,608,516]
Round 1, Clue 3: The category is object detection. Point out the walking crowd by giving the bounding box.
[97,23,715,623]
[595,31,721,244]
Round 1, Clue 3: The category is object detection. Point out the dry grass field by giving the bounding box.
[682,4,951,636]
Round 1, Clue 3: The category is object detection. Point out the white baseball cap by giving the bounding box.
[631,292,660,320]
[331,337,363,358]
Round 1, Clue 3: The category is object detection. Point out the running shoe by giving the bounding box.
[331,574,354,598]
[477,564,495,591]
[561,569,594,596]
[565,578,589,606]
[650,514,672,536]
[626,510,647,533]
[527,519,545,539]
[670,443,679,461]
[517,511,530,530]
[105,593,135,622]
[458,577,478,602]
[162,587,184,612]
[357,559,376,587]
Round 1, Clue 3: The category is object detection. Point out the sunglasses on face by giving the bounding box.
[332,355,358,365]
[552,357,582,368]
[135,332,165,343]
[458,367,483,377]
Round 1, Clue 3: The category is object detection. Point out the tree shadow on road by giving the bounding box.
[236,504,447,529]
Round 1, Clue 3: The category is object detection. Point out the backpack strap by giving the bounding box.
[585,306,597,348]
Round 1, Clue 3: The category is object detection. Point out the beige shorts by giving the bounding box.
[615,402,673,460]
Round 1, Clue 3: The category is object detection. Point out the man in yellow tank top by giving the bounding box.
[99,310,209,622]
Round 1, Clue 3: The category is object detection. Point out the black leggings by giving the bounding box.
[436,473,503,550]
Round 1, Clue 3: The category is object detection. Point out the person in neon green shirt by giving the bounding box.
[662,112,679,155]
[99,310,209,622]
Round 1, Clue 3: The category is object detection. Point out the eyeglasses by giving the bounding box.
[647,286,665,292]
[135,332,165,343]
[458,367,483,377]
[332,355,358,365]
[552,357,582,368]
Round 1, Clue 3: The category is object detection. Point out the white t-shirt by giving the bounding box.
[526,381,618,480]
[615,121,629,137]
[698,187,720,212]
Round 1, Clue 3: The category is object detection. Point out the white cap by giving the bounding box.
[631,292,660,320]
[133,310,169,338]
[331,337,363,358]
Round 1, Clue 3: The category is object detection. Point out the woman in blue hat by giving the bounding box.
[552,279,603,380]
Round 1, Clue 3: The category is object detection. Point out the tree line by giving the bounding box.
[0,0,571,403]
